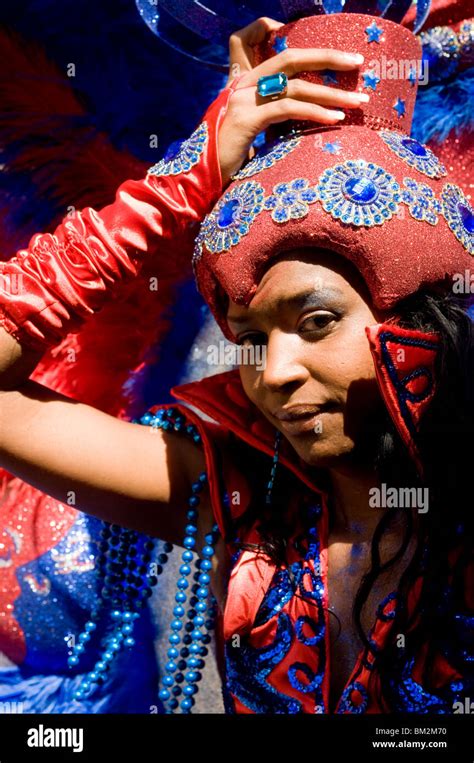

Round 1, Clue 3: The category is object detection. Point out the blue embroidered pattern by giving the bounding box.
[379,130,447,179]
[147,122,208,176]
[264,178,318,222]
[224,613,302,714]
[224,499,326,714]
[377,331,438,440]
[233,136,301,180]
[315,160,400,227]
[198,180,265,253]
[337,681,369,714]
[441,183,474,255]
[401,178,441,224]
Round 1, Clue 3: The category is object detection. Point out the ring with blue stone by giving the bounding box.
[257,72,288,99]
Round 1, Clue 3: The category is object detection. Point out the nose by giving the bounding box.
[260,330,309,393]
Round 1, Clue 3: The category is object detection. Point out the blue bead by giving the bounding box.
[85,621,96,632]
[196,587,209,599]
[124,637,135,647]
[79,632,90,643]
[183,684,198,696]
[200,560,212,571]
[201,545,214,558]
[191,629,202,641]
[111,610,122,621]
[344,176,378,203]
[183,537,196,549]
[168,647,179,659]
[186,510,198,521]
[171,619,183,631]
[185,524,197,535]
[185,671,200,683]
[163,675,174,687]
[177,578,189,590]
[68,655,80,667]
[121,624,133,635]
[173,605,185,617]
[195,601,207,613]
[169,633,181,645]
[182,550,194,562]
[188,496,200,507]
[74,644,85,654]
[158,688,171,701]
[175,592,187,603]
[122,612,134,622]
[165,661,177,672]
[199,472,207,482]
[181,698,194,711]
[198,573,210,585]
[168,698,179,710]
[194,615,205,627]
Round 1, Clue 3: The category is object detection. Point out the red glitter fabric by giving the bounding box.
[193,14,472,344]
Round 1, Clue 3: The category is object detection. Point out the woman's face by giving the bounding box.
[226,249,386,469]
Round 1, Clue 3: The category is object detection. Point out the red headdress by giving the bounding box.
[192,13,473,343]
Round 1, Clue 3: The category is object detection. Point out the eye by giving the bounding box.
[299,311,338,333]
[235,332,266,347]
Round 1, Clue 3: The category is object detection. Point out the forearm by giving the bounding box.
[0,83,234,357]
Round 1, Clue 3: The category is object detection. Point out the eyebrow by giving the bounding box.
[227,286,345,326]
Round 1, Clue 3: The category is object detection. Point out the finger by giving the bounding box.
[262,78,370,109]
[255,97,349,129]
[228,16,284,77]
[236,47,364,88]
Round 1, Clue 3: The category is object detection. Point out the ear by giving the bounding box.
[366,322,440,474]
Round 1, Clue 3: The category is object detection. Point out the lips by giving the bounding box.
[271,403,335,436]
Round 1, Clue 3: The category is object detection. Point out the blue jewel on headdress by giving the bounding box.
[362,70,380,91]
[365,21,384,44]
[233,135,301,180]
[148,122,208,176]
[321,70,338,86]
[315,159,400,227]
[272,35,288,53]
[393,98,406,118]
[198,180,265,253]
[401,178,441,225]
[379,130,447,179]
[264,178,318,223]
[441,184,474,255]
[322,140,342,155]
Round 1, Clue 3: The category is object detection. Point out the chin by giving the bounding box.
[284,431,357,469]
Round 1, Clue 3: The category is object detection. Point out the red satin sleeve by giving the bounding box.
[0,81,237,352]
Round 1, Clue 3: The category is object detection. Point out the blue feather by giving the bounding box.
[412,68,474,144]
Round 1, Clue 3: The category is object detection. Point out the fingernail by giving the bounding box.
[330,110,346,120]
[357,93,370,102]
[345,53,364,64]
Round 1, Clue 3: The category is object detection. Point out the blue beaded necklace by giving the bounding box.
[69,405,283,713]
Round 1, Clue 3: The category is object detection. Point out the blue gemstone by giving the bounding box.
[257,72,288,98]
[459,203,474,234]
[164,140,183,161]
[401,138,427,157]
[343,176,378,204]
[217,199,240,228]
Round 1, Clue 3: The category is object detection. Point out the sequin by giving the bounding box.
[337,681,369,714]
[420,26,460,83]
[362,70,380,91]
[225,613,302,714]
[441,184,474,255]
[379,130,447,179]
[199,181,265,253]
[272,35,288,53]
[264,178,318,222]
[147,121,208,176]
[315,159,400,227]
[393,98,406,118]
[365,21,384,43]
[233,135,301,180]
[401,178,441,225]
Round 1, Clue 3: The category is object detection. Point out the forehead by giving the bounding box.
[226,251,353,320]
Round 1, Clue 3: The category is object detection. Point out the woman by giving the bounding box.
[0,12,473,714]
